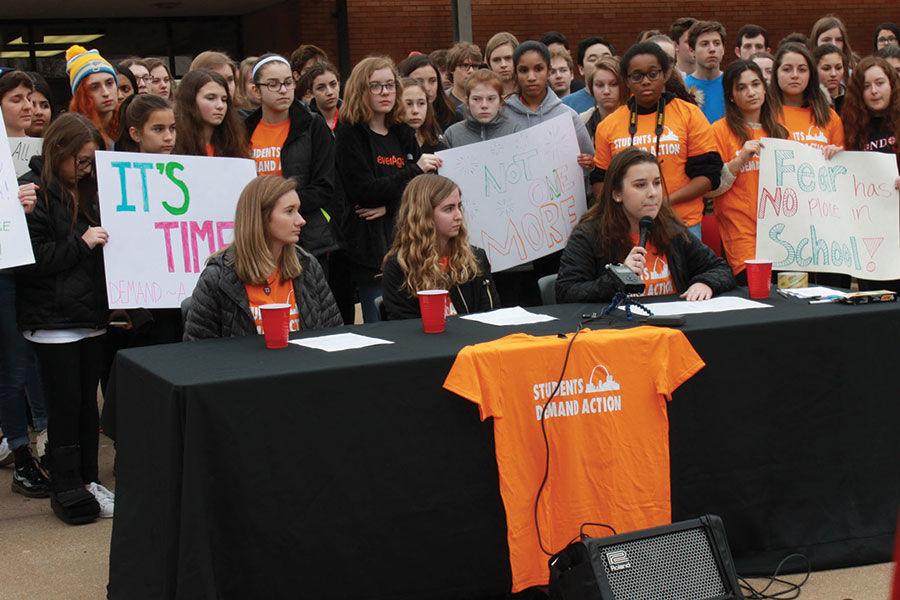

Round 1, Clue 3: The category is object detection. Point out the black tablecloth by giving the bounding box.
[106,292,900,599]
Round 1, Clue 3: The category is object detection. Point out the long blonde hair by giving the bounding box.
[231,176,302,284]
[386,174,481,294]
[340,56,403,126]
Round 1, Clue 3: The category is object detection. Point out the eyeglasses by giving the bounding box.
[458,63,480,71]
[877,35,898,45]
[627,69,664,84]
[135,75,152,83]
[75,157,95,169]
[261,78,296,92]
[368,81,396,94]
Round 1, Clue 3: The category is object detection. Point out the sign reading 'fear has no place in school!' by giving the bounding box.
[756,138,900,280]
[96,151,257,308]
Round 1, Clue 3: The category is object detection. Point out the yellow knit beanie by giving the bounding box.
[66,45,116,94]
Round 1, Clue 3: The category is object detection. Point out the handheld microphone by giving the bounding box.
[638,216,654,248]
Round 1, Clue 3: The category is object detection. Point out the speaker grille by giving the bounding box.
[594,527,727,600]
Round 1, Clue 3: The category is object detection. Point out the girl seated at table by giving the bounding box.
[556,148,734,303]
[381,174,499,320]
[184,176,342,340]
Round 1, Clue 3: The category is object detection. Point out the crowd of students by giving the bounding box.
[0,15,898,526]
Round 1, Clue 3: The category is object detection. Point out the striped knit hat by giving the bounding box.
[66,45,116,94]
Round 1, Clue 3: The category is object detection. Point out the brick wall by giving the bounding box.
[243,0,891,70]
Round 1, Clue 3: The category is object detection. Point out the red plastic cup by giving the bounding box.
[260,303,291,348]
[744,259,773,299]
[417,290,449,334]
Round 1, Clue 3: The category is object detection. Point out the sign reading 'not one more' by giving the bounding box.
[96,151,257,309]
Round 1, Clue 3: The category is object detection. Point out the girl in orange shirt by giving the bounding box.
[771,42,849,287]
[174,69,248,158]
[591,42,723,239]
[558,148,734,303]
[771,43,845,155]
[709,60,788,282]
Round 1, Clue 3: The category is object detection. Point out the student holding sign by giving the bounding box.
[65,46,120,148]
[17,114,114,525]
[184,176,342,340]
[709,60,788,281]
[382,174,499,319]
[335,56,440,323]
[174,69,248,158]
[245,53,339,274]
[557,148,734,303]
[592,42,723,240]
[771,43,845,153]
[840,56,900,292]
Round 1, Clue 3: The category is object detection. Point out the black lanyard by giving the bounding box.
[628,97,666,157]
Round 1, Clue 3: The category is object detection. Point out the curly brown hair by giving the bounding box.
[841,56,900,152]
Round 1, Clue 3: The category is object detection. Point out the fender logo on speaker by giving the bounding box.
[605,550,631,571]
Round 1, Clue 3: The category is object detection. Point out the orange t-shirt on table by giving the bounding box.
[244,271,301,334]
[444,327,704,592]
[710,120,765,275]
[594,98,718,227]
[250,119,290,176]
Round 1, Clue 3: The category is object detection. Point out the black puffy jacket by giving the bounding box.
[556,220,736,303]
[381,247,500,320]
[184,245,342,341]
[16,157,109,332]
[16,156,109,331]
[245,101,340,257]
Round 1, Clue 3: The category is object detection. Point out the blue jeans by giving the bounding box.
[357,280,383,324]
[687,223,702,241]
[0,273,48,450]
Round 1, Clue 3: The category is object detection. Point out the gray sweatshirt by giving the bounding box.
[504,88,596,155]
[444,110,523,147]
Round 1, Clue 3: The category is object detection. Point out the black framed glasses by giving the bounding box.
[261,78,296,92]
[627,69,664,84]
[368,81,396,94]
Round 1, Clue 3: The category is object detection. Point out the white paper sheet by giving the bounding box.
[459,306,557,326]
[778,286,849,299]
[289,332,394,352]
[619,296,772,316]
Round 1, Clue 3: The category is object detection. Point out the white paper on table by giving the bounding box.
[778,286,849,299]
[620,296,773,316]
[459,306,557,326]
[289,332,394,352]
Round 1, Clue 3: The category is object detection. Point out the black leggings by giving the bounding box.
[31,335,106,483]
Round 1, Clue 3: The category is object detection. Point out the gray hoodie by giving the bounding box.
[504,88,595,155]
[444,110,522,147]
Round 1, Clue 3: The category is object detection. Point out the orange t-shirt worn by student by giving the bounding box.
[594,98,718,227]
[629,232,675,296]
[205,143,216,157]
[778,105,845,149]
[244,271,301,334]
[710,120,766,275]
[444,327,705,592]
[250,119,290,176]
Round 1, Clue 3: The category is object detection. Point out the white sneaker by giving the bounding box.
[0,438,13,468]
[85,482,115,518]
[35,429,48,458]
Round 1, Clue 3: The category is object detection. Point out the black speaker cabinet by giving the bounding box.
[549,515,744,600]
